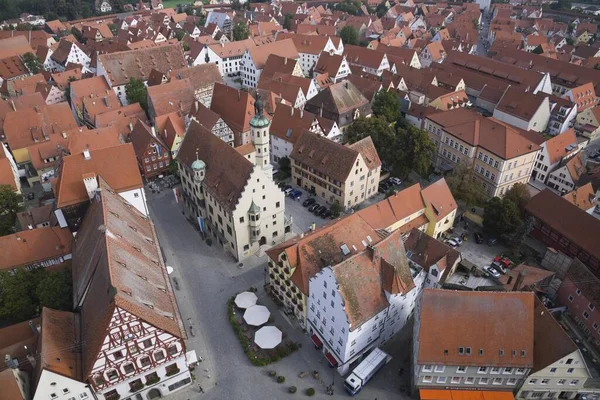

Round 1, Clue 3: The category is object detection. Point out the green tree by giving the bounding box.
[0,185,21,236]
[445,161,486,207]
[125,78,148,113]
[174,28,186,41]
[483,196,523,238]
[168,160,179,176]
[339,25,359,46]
[506,215,535,250]
[283,13,294,30]
[375,2,388,18]
[35,268,72,311]
[345,117,396,165]
[22,52,43,74]
[233,21,250,41]
[0,269,42,323]
[278,156,291,176]
[394,120,436,178]
[372,90,400,123]
[503,183,530,216]
[330,200,343,218]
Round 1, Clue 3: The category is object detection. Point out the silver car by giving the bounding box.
[484,265,501,278]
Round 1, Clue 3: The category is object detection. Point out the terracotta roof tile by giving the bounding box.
[348,136,381,171]
[155,111,185,149]
[565,152,585,181]
[55,143,143,208]
[421,178,457,221]
[276,32,339,55]
[0,369,25,400]
[0,36,34,59]
[36,308,80,382]
[526,189,600,262]
[291,130,360,182]
[246,38,298,70]
[210,83,255,136]
[418,289,534,367]
[404,228,460,276]
[73,178,186,378]
[169,63,222,96]
[562,182,598,211]
[427,108,540,159]
[148,78,195,118]
[0,227,72,271]
[176,120,254,212]
[306,80,370,115]
[98,43,186,86]
[269,103,315,144]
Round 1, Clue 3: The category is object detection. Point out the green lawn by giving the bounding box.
[161,0,189,9]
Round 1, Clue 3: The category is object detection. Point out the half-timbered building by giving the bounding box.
[72,177,191,400]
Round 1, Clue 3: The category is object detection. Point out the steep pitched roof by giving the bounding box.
[210,83,255,134]
[270,103,315,144]
[427,108,540,159]
[169,63,223,93]
[176,120,254,211]
[247,38,299,70]
[276,33,338,55]
[544,128,578,165]
[404,228,460,275]
[526,189,600,262]
[418,290,535,367]
[531,297,579,373]
[334,230,415,330]
[0,227,72,271]
[0,36,34,59]
[562,182,597,211]
[147,78,195,117]
[98,43,186,86]
[496,86,547,122]
[266,213,383,294]
[55,143,143,208]
[421,177,457,221]
[306,80,370,115]
[130,119,168,161]
[290,130,359,182]
[72,178,185,378]
[347,136,381,172]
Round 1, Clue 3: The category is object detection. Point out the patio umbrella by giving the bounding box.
[243,305,270,326]
[254,326,282,349]
[235,291,258,309]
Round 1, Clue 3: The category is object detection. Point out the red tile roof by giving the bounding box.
[0,227,72,271]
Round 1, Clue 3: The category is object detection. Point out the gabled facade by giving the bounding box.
[413,290,535,394]
[72,178,191,400]
[176,99,288,261]
[130,120,172,179]
[307,230,424,374]
[531,128,579,185]
[276,33,344,77]
[546,153,584,194]
[313,53,351,83]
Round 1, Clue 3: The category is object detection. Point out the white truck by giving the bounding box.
[344,348,391,395]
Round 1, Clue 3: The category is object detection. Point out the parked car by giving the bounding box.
[490,261,507,274]
[314,205,327,216]
[474,232,484,244]
[387,177,402,186]
[283,185,293,195]
[493,256,512,268]
[450,236,463,246]
[308,203,320,212]
[487,237,497,246]
[322,209,333,219]
[303,198,316,207]
[484,265,501,278]
[289,189,302,200]
[444,238,458,248]
[317,206,328,217]
[378,183,389,193]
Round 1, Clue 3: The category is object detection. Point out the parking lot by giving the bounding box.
[284,194,333,235]
[448,221,509,269]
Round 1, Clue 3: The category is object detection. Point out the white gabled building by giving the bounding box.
[190,39,255,77]
[531,128,580,185]
[177,98,290,261]
[307,230,425,374]
[71,177,193,400]
[241,39,299,88]
[276,33,344,77]
[313,53,351,83]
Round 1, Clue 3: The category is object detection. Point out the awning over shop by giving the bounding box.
[325,352,338,368]
[419,390,514,400]
[311,333,323,349]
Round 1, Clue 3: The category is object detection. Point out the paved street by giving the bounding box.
[147,187,412,400]
[477,12,491,56]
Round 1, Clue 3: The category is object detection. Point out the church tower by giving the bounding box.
[249,94,271,169]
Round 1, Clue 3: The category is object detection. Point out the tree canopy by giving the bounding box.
[372,90,400,123]
[335,0,362,15]
[125,78,148,114]
[0,185,21,236]
[0,0,93,22]
[445,161,486,207]
[22,52,43,74]
[345,116,397,164]
[394,120,436,177]
[0,268,72,323]
[375,2,388,18]
[283,13,294,30]
[345,117,435,178]
[339,26,359,46]
[483,184,532,243]
[233,21,250,41]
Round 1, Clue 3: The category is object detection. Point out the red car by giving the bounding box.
[494,256,512,268]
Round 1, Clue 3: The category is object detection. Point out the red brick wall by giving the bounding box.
[557,276,600,347]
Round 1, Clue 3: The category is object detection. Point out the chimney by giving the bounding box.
[290,106,294,116]
[83,148,91,160]
[238,91,241,101]
[368,244,377,261]
[83,173,98,200]
[10,100,15,111]
[300,109,303,118]
[129,122,134,132]
[284,57,288,65]
[26,354,37,369]
[345,81,349,89]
